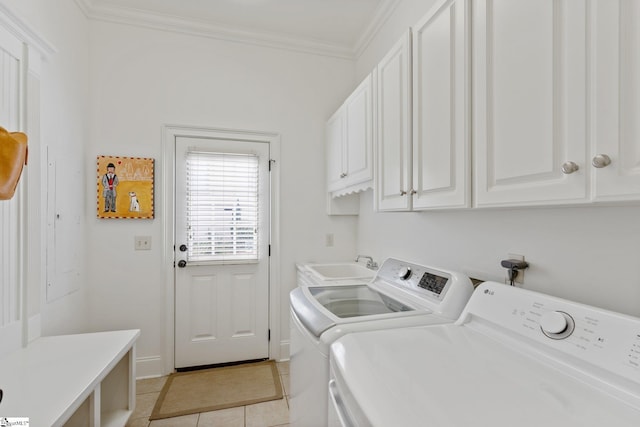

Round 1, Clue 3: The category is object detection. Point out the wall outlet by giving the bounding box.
[135,236,151,250]
[325,233,334,247]
[506,253,525,284]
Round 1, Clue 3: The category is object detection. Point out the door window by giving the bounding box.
[185,151,260,263]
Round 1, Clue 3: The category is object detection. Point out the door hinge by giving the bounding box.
[269,159,275,171]
[268,244,271,257]
[268,329,271,341]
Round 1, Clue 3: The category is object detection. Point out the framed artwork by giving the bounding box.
[97,155,154,219]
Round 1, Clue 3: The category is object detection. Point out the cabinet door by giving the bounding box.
[376,31,412,211]
[473,0,588,207]
[343,74,373,188]
[326,107,345,193]
[592,0,640,200]
[412,0,470,210]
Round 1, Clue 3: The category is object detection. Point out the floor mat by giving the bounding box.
[149,360,283,420]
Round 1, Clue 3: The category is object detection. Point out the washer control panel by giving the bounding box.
[418,272,449,295]
[376,258,451,301]
[371,258,474,319]
[466,282,640,384]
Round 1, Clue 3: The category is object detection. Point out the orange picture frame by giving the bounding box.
[96,155,154,219]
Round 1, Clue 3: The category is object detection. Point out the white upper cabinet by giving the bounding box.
[326,74,373,196]
[473,0,589,207]
[591,0,640,201]
[375,30,412,211]
[412,0,470,209]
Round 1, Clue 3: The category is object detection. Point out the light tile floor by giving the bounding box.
[126,361,290,427]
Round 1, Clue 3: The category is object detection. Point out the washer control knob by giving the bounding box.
[540,311,574,339]
[397,266,412,280]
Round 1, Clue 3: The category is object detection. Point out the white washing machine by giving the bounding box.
[329,281,640,426]
[289,258,475,427]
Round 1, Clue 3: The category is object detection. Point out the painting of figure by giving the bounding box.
[97,156,154,219]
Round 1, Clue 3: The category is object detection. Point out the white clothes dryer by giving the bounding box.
[329,281,640,426]
[289,258,474,427]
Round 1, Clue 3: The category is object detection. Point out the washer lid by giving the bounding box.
[331,325,640,427]
[290,285,415,337]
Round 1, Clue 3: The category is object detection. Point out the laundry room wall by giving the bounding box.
[1,0,91,335]
[353,0,640,318]
[86,20,358,375]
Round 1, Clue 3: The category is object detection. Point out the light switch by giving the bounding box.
[135,236,151,250]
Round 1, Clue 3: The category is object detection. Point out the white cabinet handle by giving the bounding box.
[561,161,579,174]
[592,154,612,168]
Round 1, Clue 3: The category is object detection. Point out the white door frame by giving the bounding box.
[162,124,281,374]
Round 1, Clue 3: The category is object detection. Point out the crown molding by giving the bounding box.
[0,2,57,58]
[353,0,401,59]
[74,0,358,59]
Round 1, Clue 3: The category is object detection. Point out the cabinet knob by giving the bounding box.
[410,189,417,195]
[561,161,579,174]
[400,189,407,196]
[592,154,612,168]
[340,172,347,178]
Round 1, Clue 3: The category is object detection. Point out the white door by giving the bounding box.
[375,30,413,211]
[473,0,588,207]
[412,0,470,210]
[174,136,270,369]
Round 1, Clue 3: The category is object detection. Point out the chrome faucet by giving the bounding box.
[355,255,378,270]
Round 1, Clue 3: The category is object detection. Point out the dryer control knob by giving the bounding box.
[398,266,412,280]
[540,311,574,339]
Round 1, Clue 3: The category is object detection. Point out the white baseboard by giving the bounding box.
[279,339,290,361]
[136,355,164,379]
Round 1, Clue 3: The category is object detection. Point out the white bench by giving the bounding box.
[0,329,140,427]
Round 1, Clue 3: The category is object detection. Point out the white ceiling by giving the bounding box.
[77,0,398,58]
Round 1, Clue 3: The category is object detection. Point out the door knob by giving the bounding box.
[592,154,612,168]
[179,244,187,252]
[561,161,579,174]
[177,260,187,268]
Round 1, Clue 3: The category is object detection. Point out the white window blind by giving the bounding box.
[185,151,259,263]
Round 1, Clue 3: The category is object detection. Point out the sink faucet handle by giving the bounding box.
[355,255,377,270]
